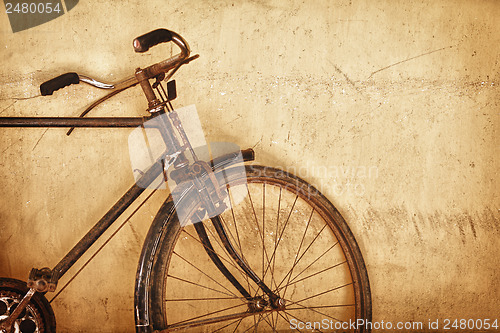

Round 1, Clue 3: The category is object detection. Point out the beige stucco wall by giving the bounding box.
[1,0,498,332]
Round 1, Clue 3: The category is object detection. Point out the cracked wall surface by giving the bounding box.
[0,0,499,332]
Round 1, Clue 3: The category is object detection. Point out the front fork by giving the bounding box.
[194,217,285,312]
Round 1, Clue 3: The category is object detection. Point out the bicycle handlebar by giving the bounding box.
[40,73,117,96]
[39,29,191,96]
[138,30,191,79]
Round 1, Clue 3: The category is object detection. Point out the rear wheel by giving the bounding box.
[149,165,371,332]
[0,278,56,333]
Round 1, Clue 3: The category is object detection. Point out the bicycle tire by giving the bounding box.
[146,165,371,332]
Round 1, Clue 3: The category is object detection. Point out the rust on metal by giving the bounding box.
[0,117,145,128]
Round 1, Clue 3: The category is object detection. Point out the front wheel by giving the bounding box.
[147,165,371,332]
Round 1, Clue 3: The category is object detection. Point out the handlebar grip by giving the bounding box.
[40,72,79,96]
[133,29,172,53]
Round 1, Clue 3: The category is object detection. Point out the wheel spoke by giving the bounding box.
[226,185,246,259]
[277,310,310,333]
[180,228,258,295]
[211,316,244,333]
[262,183,265,282]
[166,274,236,299]
[269,186,282,294]
[231,317,243,333]
[294,282,354,305]
[286,303,356,310]
[225,186,254,293]
[219,217,253,293]
[261,312,275,331]
[277,223,327,291]
[279,260,347,291]
[282,207,315,299]
[262,193,299,288]
[241,311,272,333]
[172,251,242,299]
[278,310,296,331]
[258,183,281,296]
[203,221,259,296]
[165,303,248,329]
[286,241,340,286]
[283,298,346,324]
[246,184,273,278]
[165,296,246,302]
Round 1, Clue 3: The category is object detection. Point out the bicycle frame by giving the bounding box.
[0,117,144,128]
[0,27,199,292]
[0,113,256,331]
[0,29,282,332]
[0,115,256,280]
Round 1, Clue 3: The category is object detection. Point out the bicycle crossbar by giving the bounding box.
[0,117,144,128]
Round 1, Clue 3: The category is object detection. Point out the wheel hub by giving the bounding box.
[248,296,286,312]
[272,297,286,309]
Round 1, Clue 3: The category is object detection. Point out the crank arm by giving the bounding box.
[0,288,36,333]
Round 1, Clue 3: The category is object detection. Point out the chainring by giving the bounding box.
[0,289,44,333]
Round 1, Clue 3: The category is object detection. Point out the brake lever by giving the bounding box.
[184,54,200,63]
[152,73,166,89]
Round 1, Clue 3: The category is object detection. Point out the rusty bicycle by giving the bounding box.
[0,29,371,333]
